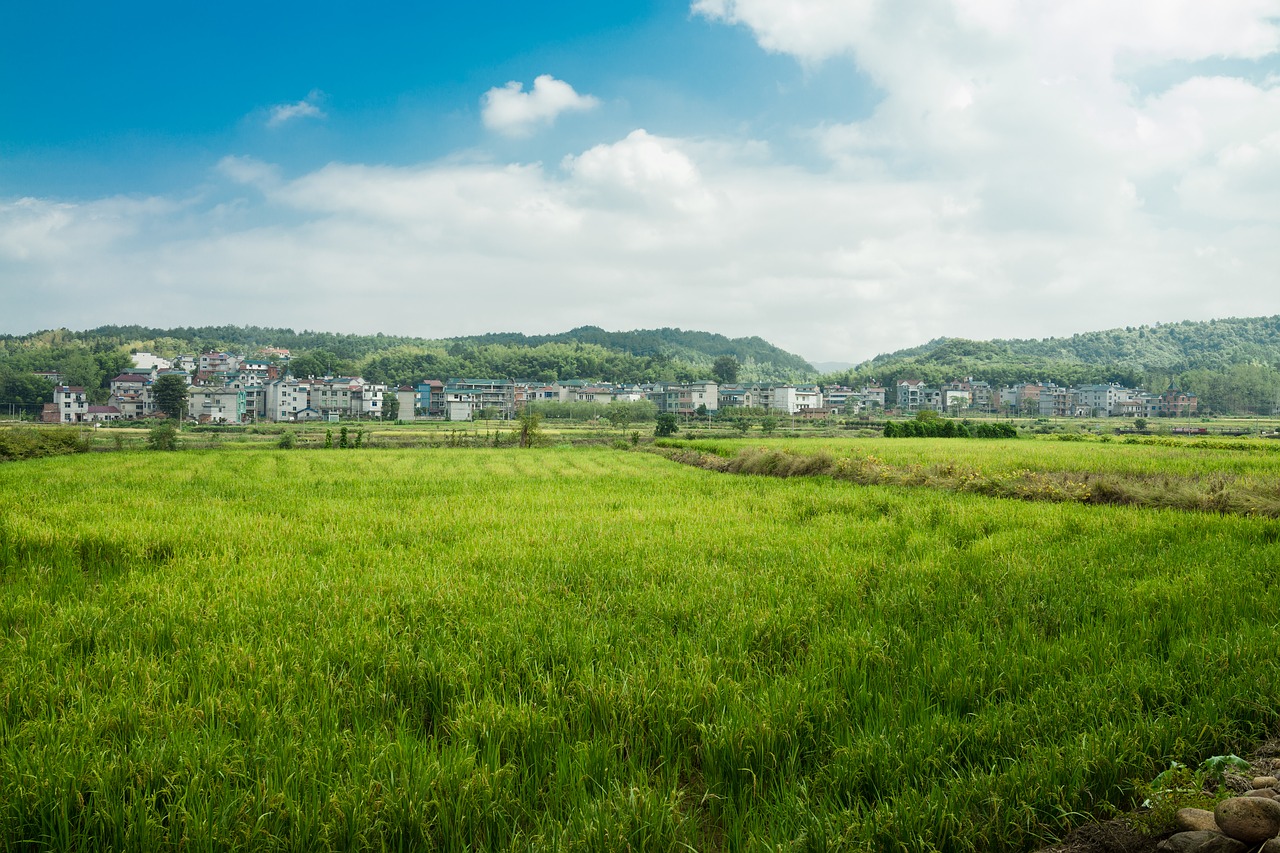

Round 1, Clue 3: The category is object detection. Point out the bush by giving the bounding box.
[147,423,179,451]
[0,428,90,461]
[278,430,297,449]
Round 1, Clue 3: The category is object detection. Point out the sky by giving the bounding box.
[2,1,1279,364]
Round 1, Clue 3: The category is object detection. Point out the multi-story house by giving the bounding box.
[188,387,246,423]
[443,379,516,420]
[717,384,760,409]
[1075,384,1126,417]
[1158,389,1198,418]
[108,373,154,419]
[896,379,927,411]
[309,377,361,419]
[859,385,886,411]
[265,378,312,422]
[53,386,88,423]
[1037,384,1072,418]
[969,381,994,413]
[353,381,386,418]
[941,380,972,412]
[794,384,823,412]
[395,386,418,420]
[416,380,445,418]
[650,381,719,415]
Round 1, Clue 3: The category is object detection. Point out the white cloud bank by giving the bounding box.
[2,6,1279,363]
[267,90,327,127]
[482,75,600,137]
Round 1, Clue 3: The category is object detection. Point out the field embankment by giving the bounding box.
[653,436,1280,518]
[1,448,1278,851]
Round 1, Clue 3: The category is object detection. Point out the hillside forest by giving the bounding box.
[2,316,1280,416]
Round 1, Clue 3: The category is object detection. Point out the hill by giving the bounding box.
[831,315,1280,415]
[0,325,816,409]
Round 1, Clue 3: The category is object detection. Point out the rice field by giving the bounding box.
[2,446,1279,851]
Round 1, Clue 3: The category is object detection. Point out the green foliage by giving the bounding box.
[324,429,333,449]
[1130,755,1250,834]
[531,400,657,423]
[514,410,545,448]
[654,412,678,437]
[146,422,179,451]
[760,414,778,435]
[885,418,1017,439]
[712,355,740,385]
[277,429,296,450]
[380,392,399,422]
[0,428,90,461]
[152,374,189,420]
[339,426,349,449]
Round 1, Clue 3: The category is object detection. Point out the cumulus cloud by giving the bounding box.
[267,90,327,127]
[3,4,1280,362]
[481,75,599,137]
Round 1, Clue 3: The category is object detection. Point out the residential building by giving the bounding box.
[54,386,88,423]
[443,379,516,421]
[85,405,123,422]
[896,379,927,411]
[265,379,312,422]
[650,381,719,415]
[395,387,418,421]
[416,380,445,418]
[188,387,246,423]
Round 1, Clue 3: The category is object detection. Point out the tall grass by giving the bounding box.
[1,449,1278,851]
[656,437,1280,517]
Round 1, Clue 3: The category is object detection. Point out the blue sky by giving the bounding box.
[3,1,1279,362]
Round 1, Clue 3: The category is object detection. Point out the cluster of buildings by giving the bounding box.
[889,378,1198,418]
[40,348,1197,425]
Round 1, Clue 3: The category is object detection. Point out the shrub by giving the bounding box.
[147,423,179,451]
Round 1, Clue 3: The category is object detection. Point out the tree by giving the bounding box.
[152,374,189,420]
[654,413,678,437]
[712,355,740,385]
[760,414,778,435]
[382,392,400,421]
[604,401,632,431]
[515,409,544,448]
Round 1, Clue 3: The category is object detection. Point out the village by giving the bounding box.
[40,349,1199,425]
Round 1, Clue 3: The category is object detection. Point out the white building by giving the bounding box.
[265,379,312,422]
[54,386,88,423]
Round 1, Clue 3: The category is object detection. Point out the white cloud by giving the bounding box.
[481,75,600,137]
[267,90,327,127]
[3,4,1280,363]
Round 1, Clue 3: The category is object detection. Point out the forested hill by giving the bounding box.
[833,315,1280,415]
[457,326,815,377]
[0,325,816,406]
[857,316,1280,377]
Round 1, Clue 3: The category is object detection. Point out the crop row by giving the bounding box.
[1,448,1278,850]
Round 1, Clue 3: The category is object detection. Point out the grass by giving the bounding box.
[1,447,1279,851]
[655,436,1280,517]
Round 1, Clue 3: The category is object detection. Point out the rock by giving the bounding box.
[1255,776,1280,789]
[1157,830,1247,852]
[1175,808,1220,832]
[1261,838,1280,853]
[1244,788,1278,799]
[1214,795,1280,844]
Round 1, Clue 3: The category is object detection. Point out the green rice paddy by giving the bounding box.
[2,444,1279,851]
